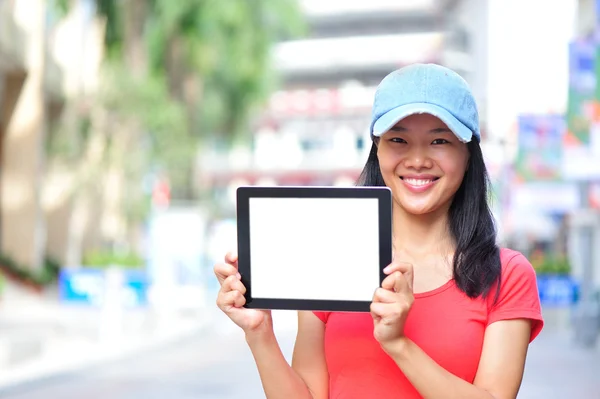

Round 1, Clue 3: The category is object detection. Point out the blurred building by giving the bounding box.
[198,0,490,213]
[0,0,64,268]
[570,0,600,295]
[0,0,108,269]
[576,0,596,35]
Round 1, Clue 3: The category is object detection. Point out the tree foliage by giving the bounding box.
[51,0,305,199]
[145,0,306,140]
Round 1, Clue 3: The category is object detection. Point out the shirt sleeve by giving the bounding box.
[313,311,331,323]
[487,250,544,342]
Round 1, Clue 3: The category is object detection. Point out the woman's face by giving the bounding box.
[376,113,470,216]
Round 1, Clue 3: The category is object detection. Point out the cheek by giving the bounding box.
[438,155,468,185]
[377,148,402,176]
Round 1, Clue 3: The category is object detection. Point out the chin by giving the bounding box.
[392,187,452,216]
[403,206,437,216]
[395,200,437,216]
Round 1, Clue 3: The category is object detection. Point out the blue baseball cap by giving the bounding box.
[369,63,480,143]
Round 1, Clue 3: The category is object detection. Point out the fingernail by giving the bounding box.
[383,266,390,273]
[236,273,241,279]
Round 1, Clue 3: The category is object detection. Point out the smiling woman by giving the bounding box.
[376,114,470,216]
[214,63,544,399]
[358,65,504,302]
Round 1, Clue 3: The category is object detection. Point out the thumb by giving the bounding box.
[394,272,403,293]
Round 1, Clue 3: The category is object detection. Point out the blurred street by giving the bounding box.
[1,0,600,398]
[0,329,274,399]
[0,312,598,399]
[0,311,299,399]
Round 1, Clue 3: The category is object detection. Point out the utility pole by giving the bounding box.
[33,0,49,271]
[572,180,600,348]
[570,0,600,349]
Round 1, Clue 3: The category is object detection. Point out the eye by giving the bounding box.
[389,137,407,144]
[431,138,450,145]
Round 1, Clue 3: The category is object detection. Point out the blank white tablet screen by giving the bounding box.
[249,197,380,302]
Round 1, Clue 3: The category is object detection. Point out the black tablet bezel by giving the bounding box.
[236,186,393,312]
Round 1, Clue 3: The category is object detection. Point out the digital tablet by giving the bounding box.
[236,186,393,312]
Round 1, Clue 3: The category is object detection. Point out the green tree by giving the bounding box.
[54,0,305,197]
[49,0,305,263]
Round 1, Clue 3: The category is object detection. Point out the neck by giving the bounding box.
[392,202,455,260]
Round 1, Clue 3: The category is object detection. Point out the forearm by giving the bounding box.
[386,338,496,399]
[246,331,314,399]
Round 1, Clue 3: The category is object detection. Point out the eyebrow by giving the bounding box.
[390,125,453,134]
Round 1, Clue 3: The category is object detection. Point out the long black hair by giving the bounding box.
[357,140,501,300]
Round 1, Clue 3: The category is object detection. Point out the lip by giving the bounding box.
[400,175,439,193]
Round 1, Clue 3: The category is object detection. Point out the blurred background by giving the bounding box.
[0,0,598,398]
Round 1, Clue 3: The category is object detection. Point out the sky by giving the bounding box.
[296,0,579,143]
[487,0,578,140]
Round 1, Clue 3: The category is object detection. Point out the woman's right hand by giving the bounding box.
[214,252,273,335]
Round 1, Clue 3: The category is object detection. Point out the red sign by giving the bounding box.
[152,180,171,207]
[269,89,342,116]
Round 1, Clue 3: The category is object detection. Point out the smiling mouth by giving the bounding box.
[400,177,440,186]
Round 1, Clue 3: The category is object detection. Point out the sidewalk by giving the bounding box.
[2,310,596,399]
[519,328,600,399]
[2,287,599,398]
[0,282,213,391]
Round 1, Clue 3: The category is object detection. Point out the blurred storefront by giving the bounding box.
[199,0,490,216]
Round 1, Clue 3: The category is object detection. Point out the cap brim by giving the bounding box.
[372,102,474,143]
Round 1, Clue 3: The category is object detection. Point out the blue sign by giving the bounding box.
[59,268,150,308]
[537,275,579,307]
[121,270,151,307]
[516,114,565,181]
[569,39,595,94]
[59,268,104,305]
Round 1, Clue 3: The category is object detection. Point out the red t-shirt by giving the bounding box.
[313,248,544,399]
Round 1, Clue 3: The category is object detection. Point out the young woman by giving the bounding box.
[214,63,544,399]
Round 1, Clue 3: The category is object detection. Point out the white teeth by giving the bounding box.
[404,178,433,186]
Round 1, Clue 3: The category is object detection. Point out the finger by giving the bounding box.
[372,287,397,303]
[383,261,413,275]
[370,300,411,321]
[217,289,246,310]
[214,262,240,285]
[370,302,392,319]
[225,251,238,266]
[400,263,414,291]
[222,274,246,295]
[381,272,395,290]
[381,272,402,291]
[382,271,412,294]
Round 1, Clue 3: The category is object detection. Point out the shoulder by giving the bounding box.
[499,247,530,266]
[489,248,544,341]
[498,248,537,284]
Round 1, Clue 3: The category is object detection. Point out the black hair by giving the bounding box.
[357,140,501,300]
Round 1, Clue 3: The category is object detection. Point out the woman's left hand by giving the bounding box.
[370,261,414,350]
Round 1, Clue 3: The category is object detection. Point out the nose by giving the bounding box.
[402,145,433,170]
